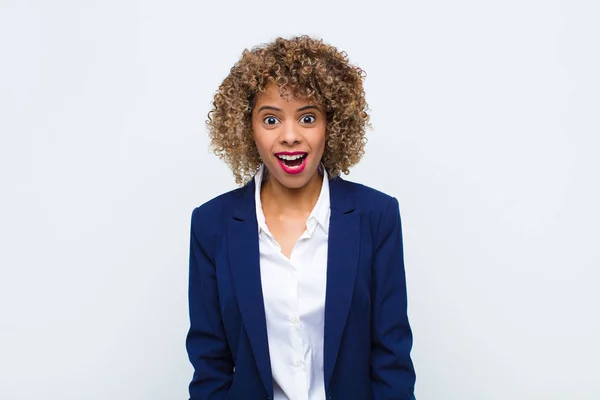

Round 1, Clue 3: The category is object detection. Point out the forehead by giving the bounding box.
[254,83,318,107]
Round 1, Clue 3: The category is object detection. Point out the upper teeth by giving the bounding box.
[277,154,305,160]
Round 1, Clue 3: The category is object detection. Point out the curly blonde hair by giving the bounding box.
[207,35,370,185]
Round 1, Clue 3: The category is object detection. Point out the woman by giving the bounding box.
[186,35,416,400]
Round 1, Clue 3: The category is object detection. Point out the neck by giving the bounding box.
[261,169,323,217]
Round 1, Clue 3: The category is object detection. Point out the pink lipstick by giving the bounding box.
[275,151,308,175]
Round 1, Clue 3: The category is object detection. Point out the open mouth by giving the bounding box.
[275,152,309,174]
[276,153,308,167]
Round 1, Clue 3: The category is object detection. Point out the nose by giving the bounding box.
[279,120,302,145]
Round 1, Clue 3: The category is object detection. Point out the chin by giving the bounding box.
[274,174,313,190]
[268,163,319,190]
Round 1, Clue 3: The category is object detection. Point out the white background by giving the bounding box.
[1,0,599,399]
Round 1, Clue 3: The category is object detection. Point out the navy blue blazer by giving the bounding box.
[186,175,416,400]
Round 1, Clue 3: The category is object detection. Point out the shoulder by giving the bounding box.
[190,183,252,243]
[331,177,402,241]
[332,177,399,215]
[192,185,247,221]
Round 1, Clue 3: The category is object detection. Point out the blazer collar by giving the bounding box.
[231,179,256,221]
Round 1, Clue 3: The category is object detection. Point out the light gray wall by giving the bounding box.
[1,0,598,399]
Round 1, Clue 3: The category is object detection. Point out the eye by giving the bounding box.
[300,115,316,124]
[263,116,279,125]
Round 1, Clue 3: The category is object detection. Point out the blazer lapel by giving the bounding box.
[227,180,273,398]
[323,177,360,391]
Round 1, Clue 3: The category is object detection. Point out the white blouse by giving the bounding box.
[254,164,330,400]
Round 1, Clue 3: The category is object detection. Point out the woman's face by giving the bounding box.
[251,84,326,190]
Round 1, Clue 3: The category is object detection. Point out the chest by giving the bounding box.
[257,216,329,340]
[263,215,307,259]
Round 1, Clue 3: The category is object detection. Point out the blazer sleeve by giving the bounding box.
[186,207,233,399]
[370,197,417,400]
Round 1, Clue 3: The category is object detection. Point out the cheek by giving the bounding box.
[251,126,266,152]
[252,131,276,162]
[314,126,327,153]
[253,137,268,156]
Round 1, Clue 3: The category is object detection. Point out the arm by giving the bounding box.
[186,207,233,399]
[370,197,417,400]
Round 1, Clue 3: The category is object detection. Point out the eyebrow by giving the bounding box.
[257,105,321,113]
